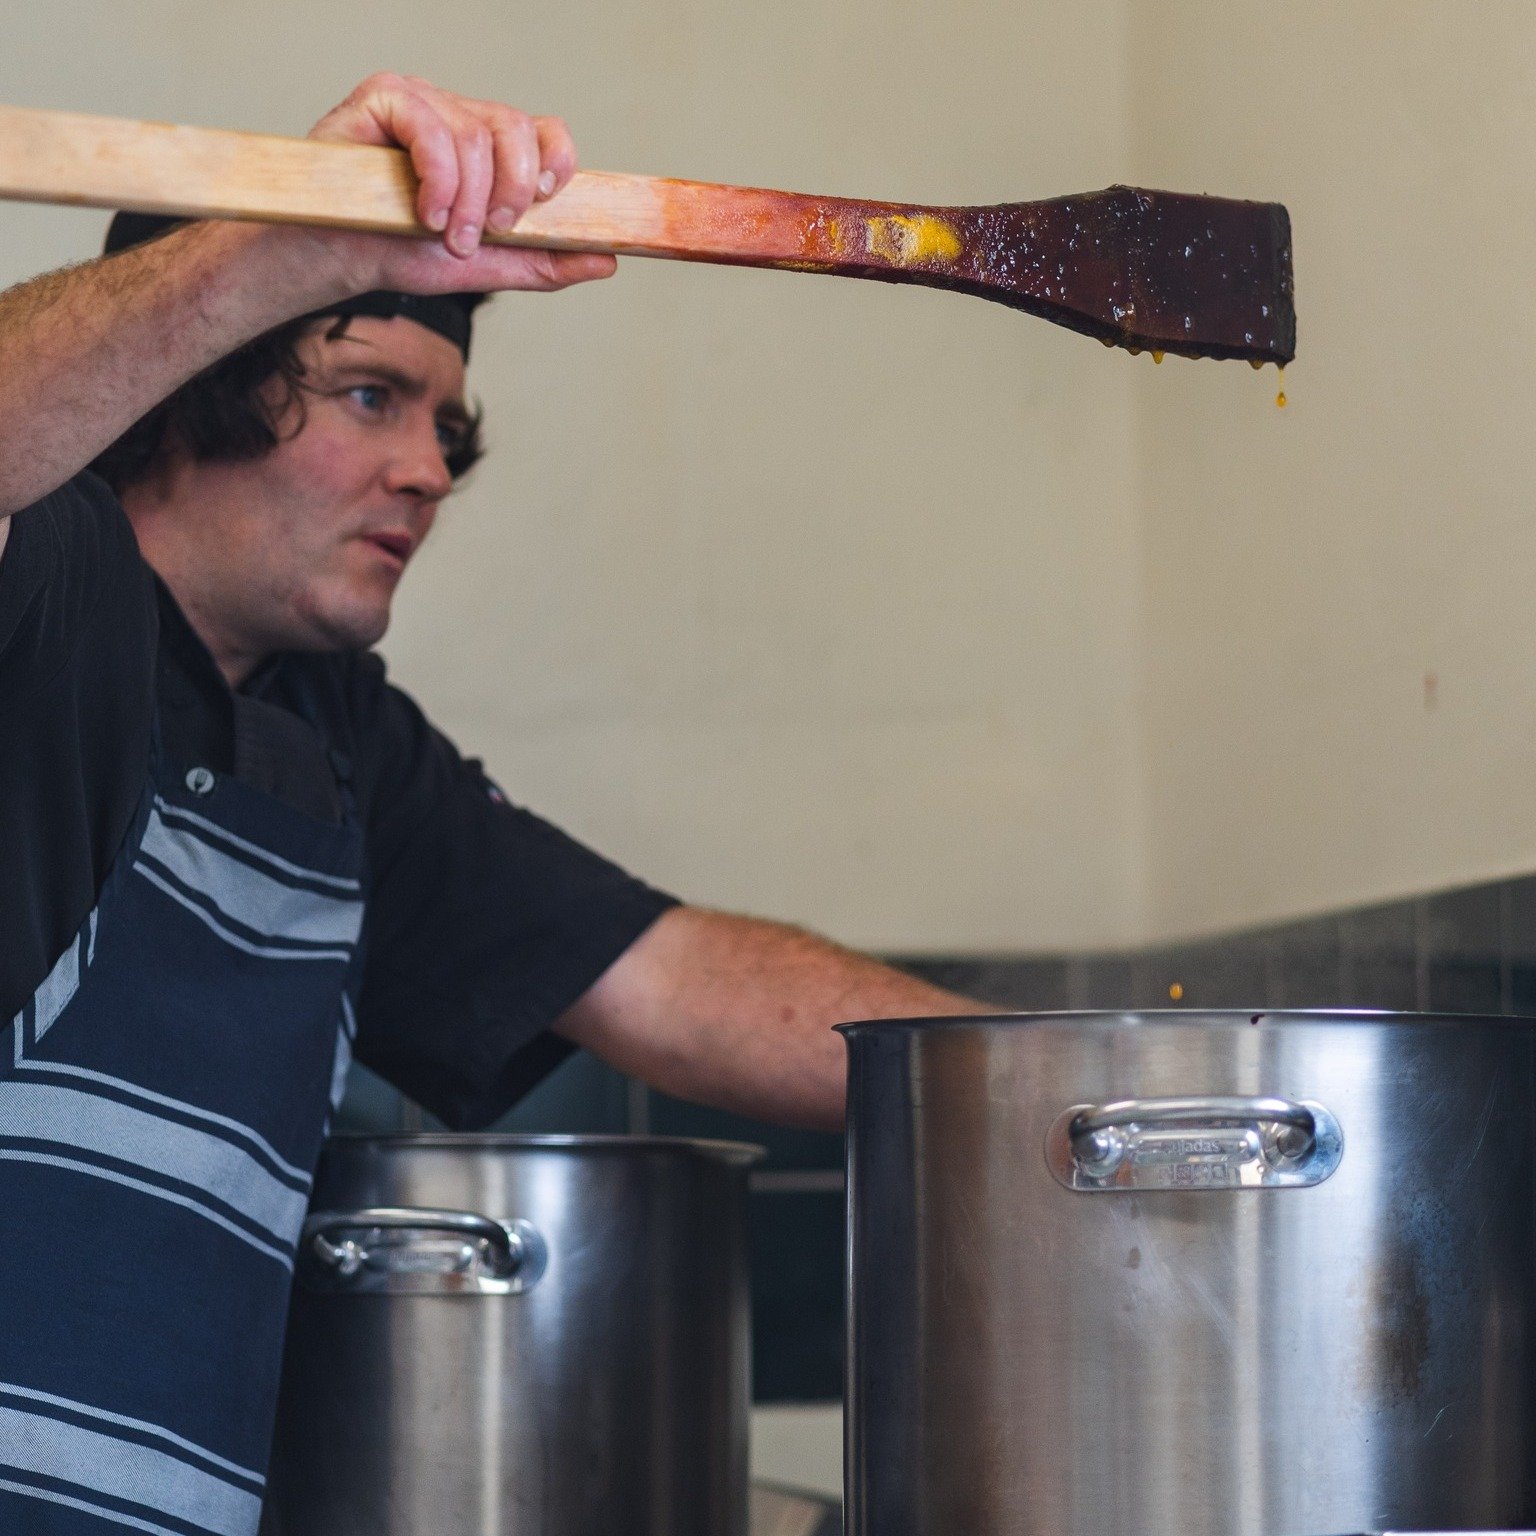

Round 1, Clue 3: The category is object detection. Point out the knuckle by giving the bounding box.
[465,125,494,174]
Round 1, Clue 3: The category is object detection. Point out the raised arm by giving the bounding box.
[0,73,616,527]
[0,220,340,521]
[554,905,984,1132]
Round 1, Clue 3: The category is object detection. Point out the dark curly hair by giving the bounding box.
[88,311,485,494]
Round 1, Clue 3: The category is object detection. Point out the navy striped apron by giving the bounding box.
[0,728,363,1535]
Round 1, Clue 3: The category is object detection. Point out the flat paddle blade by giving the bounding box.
[856,186,1294,364]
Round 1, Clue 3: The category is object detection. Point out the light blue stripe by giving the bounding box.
[0,1382,261,1485]
[0,1401,262,1536]
[0,1476,191,1536]
[0,1082,307,1244]
[31,933,81,1043]
[11,1053,309,1185]
[134,863,355,963]
[152,795,360,892]
[0,1149,293,1270]
[141,810,363,947]
[328,997,356,1115]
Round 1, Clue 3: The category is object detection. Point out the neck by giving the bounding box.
[120,473,267,690]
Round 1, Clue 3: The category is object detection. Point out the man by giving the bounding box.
[0,73,975,1536]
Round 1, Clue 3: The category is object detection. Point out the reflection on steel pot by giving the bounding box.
[841,1011,1536,1536]
[260,1133,761,1536]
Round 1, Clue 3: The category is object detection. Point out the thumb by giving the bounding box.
[459,247,619,292]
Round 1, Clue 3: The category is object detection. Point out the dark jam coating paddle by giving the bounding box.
[673,182,1296,365]
[896,188,1295,364]
[0,106,1295,364]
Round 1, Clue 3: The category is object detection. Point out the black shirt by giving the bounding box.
[0,474,677,1127]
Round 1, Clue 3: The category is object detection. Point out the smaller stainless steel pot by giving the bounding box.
[261,1133,761,1536]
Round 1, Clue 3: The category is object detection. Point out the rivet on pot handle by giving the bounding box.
[301,1206,548,1295]
[1046,1095,1343,1192]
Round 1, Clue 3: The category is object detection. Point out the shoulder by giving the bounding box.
[0,472,153,686]
[2,470,144,581]
[8,470,134,551]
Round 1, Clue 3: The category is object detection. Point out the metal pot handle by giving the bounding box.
[1073,1095,1315,1151]
[1048,1095,1343,1191]
[302,1206,547,1294]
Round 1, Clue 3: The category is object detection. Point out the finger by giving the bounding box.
[403,105,462,237]
[533,116,579,200]
[442,112,495,257]
[314,78,461,236]
[485,109,541,234]
[395,79,505,254]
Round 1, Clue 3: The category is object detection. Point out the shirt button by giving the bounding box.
[185,766,216,796]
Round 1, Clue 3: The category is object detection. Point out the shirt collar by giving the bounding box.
[153,575,288,700]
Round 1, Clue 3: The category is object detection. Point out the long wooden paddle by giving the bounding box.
[0,104,1295,364]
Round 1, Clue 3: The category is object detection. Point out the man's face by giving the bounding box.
[127,315,472,681]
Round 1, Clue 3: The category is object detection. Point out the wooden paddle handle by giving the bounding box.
[0,104,1297,363]
[0,103,882,269]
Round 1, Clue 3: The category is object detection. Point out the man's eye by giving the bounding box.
[348,385,387,412]
[436,422,466,455]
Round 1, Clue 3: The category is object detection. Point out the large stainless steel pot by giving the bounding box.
[260,1133,761,1536]
[842,1010,1536,1536]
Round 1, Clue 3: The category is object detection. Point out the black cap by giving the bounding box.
[103,211,484,360]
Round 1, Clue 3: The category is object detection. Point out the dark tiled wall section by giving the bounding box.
[336,872,1536,1402]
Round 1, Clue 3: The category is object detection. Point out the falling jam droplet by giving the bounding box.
[1169,982,1184,1002]
[1249,359,1264,371]
[1276,365,1287,409]
[1152,350,1165,364]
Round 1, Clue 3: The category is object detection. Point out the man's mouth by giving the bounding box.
[364,531,414,569]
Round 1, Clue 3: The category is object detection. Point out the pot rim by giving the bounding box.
[837,1006,1536,1035]
[323,1131,766,1164]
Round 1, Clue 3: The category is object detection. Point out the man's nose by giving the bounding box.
[386,420,454,501]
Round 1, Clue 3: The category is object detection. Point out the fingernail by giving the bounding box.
[537,170,557,198]
[455,222,479,253]
[426,207,449,232]
[488,207,517,232]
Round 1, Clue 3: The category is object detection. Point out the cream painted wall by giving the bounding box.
[0,0,1145,952]
[29,5,1512,953]
[1126,2,1536,939]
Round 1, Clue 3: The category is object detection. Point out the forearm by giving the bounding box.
[0,219,354,516]
[557,905,981,1132]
